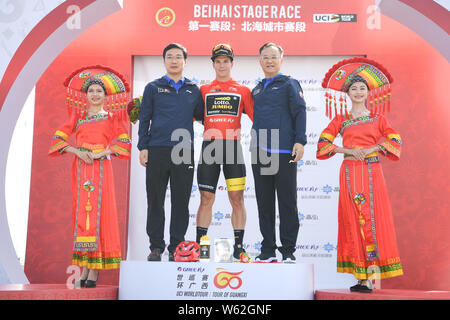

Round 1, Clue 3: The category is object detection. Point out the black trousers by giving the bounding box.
[146,146,194,253]
[251,148,299,255]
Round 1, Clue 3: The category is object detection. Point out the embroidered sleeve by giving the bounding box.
[316,116,342,160]
[110,116,131,160]
[378,115,402,161]
[48,115,77,156]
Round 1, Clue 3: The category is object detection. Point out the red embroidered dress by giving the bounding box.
[317,113,403,279]
[49,113,131,269]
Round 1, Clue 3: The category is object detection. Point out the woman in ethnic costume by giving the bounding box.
[49,66,131,288]
[316,57,403,293]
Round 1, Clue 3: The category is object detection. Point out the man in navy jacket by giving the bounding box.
[138,43,204,261]
[251,42,307,263]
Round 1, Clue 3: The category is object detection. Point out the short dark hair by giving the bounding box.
[163,43,187,60]
[259,42,284,57]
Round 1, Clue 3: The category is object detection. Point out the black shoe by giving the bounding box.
[350,282,362,292]
[282,253,296,264]
[358,282,373,293]
[255,252,277,263]
[350,281,372,293]
[85,273,99,288]
[147,248,162,261]
[233,245,245,261]
[169,251,175,262]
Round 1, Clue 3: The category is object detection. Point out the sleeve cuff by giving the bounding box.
[316,143,338,160]
[378,141,401,161]
[49,138,70,156]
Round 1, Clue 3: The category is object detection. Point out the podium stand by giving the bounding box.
[118,261,314,300]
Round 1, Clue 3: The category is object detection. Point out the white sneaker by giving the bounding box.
[282,253,296,264]
[255,253,277,263]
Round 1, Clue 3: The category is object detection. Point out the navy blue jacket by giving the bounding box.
[251,74,307,151]
[137,76,204,150]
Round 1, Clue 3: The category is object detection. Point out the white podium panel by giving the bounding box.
[119,261,314,300]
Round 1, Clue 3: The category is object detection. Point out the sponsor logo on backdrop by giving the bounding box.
[298,211,319,227]
[313,14,357,23]
[214,211,224,221]
[156,7,176,27]
[167,184,198,198]
[296,158,319,171]
[298,184,339,199]
[306,132,320,145]
[299,242,336,258]
[214,268,243,290]
[323,242,336,253]
[322,184,332,194]
[210,211,232,226]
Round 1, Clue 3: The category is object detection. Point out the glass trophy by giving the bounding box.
[214,238,233,263]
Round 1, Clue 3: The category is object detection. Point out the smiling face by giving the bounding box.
[347,81,369,104]
[164,47,186,77]
[259,45,283,78]
[86,83,106,107]
[213,56,233,81]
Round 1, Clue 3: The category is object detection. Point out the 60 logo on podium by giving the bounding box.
[213,268,244,290]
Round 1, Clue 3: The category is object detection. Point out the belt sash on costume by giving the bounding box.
[73,157,104,252]
[345,163,378,261]
[73,142,109,252]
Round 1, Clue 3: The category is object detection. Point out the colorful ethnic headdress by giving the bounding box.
[63,65,130,119]
[321,57,394,119]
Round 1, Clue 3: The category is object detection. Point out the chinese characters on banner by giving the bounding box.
[189,4,307,33]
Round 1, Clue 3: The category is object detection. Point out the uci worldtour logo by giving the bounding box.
[156,7,176,27]
[313,14,357,23]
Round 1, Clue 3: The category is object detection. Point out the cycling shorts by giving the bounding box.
[197,140,246,193]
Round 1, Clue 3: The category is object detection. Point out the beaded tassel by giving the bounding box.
[333,95,337,116]
[344,94,349,119]
[369,96,375,117]
[387,85,391,112]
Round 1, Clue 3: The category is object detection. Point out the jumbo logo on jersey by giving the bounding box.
[205,93,241,117]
